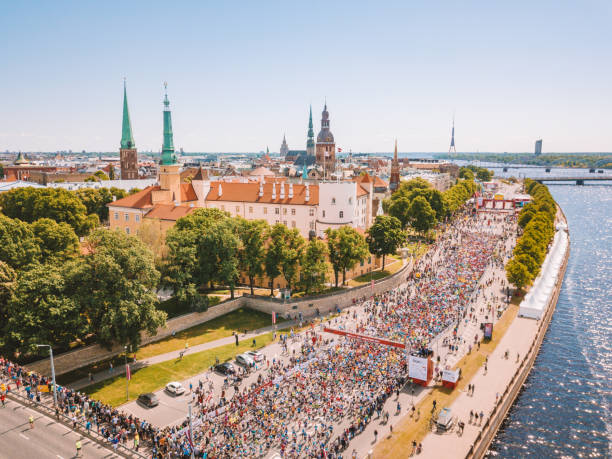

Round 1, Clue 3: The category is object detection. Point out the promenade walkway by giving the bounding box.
[70,321,297,390]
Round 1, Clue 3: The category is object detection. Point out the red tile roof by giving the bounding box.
[179,183,198,202]
[108,186,159,209]
[144,203,196,221]
[206,181,318,205]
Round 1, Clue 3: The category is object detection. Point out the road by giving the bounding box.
[0,398,119,459]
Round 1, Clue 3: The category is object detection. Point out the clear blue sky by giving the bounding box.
[1,1,611,153]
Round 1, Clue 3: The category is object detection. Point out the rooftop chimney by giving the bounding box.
[272,182,276,200]
[218,183,223,196]
[305,185,310,202]
[259,181,264,198]
[280,182,285,199]
[288,183,294,198]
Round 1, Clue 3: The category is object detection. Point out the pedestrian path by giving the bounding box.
[69,320,298,390]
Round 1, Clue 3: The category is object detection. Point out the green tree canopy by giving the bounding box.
[237,219,268,295]
[0,214,41,271]
[264,224,285,295]
[407,196,436,234]
[300,239,328,294]
[506,258,530,290]
[0,261,16,327]
[199,219,241,299]
[388,196,412,229]
[326,226,369,286]
[31,218,79,263]
[366,215,405,270]
[64,229,165,349]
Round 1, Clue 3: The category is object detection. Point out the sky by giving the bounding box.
[1,1,611,153]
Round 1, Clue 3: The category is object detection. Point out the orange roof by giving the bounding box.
[108,186,159,209]
[372,176,388,188]
[144,203,196,221]
[206,181,318,205]
[179,183,198,202]
[357,184,369,197]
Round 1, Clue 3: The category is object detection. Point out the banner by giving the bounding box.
[408,355,428,381]
[442,368,460,384]
[484,322,493,340]
[323,328,405,349]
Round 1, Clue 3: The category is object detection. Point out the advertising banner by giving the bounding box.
[408,355,428,381]
[442,368,460,384]
[323,328,405,349]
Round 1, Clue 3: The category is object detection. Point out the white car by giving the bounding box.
[165,381,185,396]
[235,353,255,367]
[247,350,264,362]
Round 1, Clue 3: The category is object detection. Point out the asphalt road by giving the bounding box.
[0,398,119,459]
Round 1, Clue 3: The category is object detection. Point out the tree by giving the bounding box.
[300,239,328,294]
[31,218,79,263]
[476,168,493,182]
[388,197,412,229]
[108,166,116,180]
[327,227,369,285]
[0,261,16,327]
[265,224,285,295]
[0,214,41,271]
[506,258,530,290]
[0,187,98,236]
[237,219,268,295]
[515,253,539,280]
[200,220,241,299]
[76,187,127,222]
[64,229,165,349]
[366,215,405,271]
[94,170,110,181]
[3,264,85,355]
[278,227,305,291]
[407,196,436,235]
[459,167,475,181]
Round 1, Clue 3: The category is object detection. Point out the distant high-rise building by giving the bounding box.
[390,140,400,192]
[535,139,542,156]
[120,80,138,180]
[280,134,289,157]
[315,103,335,175]
[307,105,315,157]
[448,117,456,154]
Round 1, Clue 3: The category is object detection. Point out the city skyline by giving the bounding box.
[1,1,611,153]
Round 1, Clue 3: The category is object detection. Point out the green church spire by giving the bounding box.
[161,82,176,165]
[120,79,135,149]
[306,105,315,154]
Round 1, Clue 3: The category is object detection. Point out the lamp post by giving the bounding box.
[35,344,57,407]
[124,345,129,402]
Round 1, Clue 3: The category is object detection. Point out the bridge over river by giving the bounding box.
[533,175,612,185]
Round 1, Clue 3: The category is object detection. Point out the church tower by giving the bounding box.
[119,80,138,179]
[315,102,335,175]
[306,105,315,157]
[154,82,181,204]
[280,134,289,157]
[390,139,400,192]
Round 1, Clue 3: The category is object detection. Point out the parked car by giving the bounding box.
[247,350,264,362]
[165,381,185,396]
[214,362,236,375]
[235,353,255,367]
[137,393,159,408]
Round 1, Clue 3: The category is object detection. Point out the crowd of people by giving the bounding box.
[0,206,518,458]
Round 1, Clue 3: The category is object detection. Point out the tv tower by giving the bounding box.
[448,115,456,154]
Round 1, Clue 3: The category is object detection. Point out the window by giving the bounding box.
[236,206,240,213]
[125,227,130,234]
[368,256,372,264]
[114,212,119,220]
[322,210,326,218]
[275,208,280,215]
[291,208,296,215]
[291,221,296,228]
[310,221,315,230]
[348,197,352,204]
[249,206,253,214]
[283,220,287,226]
[339,211,344,218]
[283,208,287,215]
[360,259,364,266]
[276,220,280,224]
[309,208,315,216]
[125,213,129,221]
[331,198,336,205]
[264,207,268,215]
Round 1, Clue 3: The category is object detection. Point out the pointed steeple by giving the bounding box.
[390,139,400,192]
[120,79,135,149]
[161,82,176,165]
[306,105,315,155]
[393,139,398,165]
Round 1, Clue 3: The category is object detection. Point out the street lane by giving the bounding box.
[0,399,119,459]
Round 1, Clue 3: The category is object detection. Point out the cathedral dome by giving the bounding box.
[317,130,334,143]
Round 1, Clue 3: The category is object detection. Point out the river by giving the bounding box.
[475,167,611,457]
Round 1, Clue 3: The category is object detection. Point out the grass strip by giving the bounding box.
[82,332,275,407]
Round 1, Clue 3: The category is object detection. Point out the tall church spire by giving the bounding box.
[390,139,400,192]
[120,79,135,149]
[161,82,176,165]
[306,105,315,156]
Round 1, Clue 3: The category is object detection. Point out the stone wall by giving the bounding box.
[28,261,411,376]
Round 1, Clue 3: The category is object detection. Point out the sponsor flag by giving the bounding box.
[126,363,131,381]
[337,147,342,152]
[272,311,276,324]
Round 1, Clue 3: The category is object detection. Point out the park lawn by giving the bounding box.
[83,332,275,407]
[373,303,519,458]
[135,307,283,360]
[346,259,403,287]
